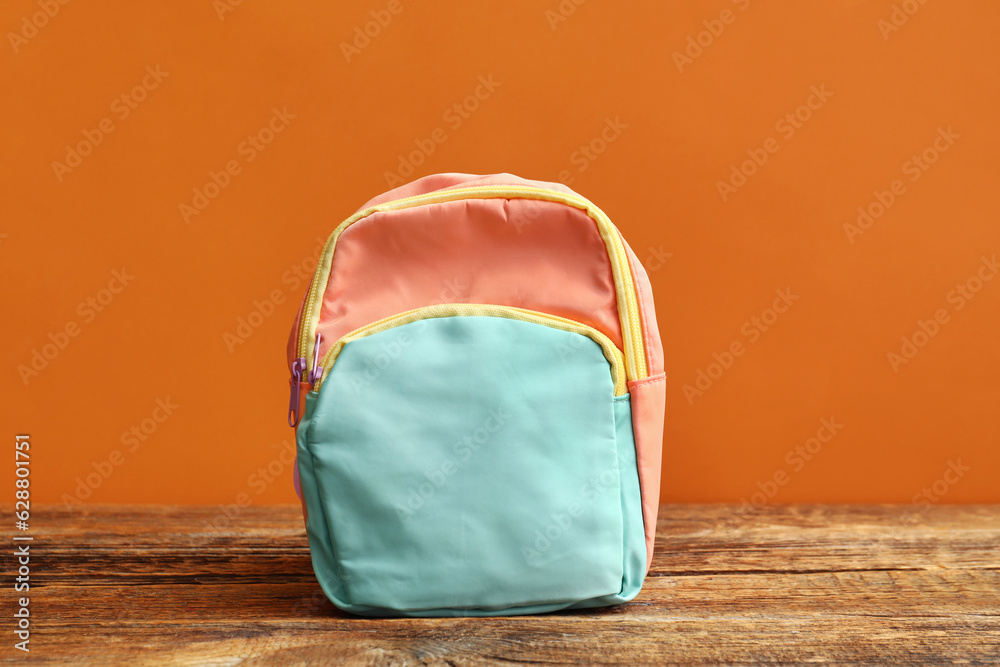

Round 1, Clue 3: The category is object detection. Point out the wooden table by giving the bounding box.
[8,504,999,665]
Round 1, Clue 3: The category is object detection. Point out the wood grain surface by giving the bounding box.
[3,504,998,665]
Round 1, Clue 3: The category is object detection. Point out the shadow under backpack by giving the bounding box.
[286,173,666,617]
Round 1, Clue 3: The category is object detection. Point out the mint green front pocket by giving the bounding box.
[296,314,645,616]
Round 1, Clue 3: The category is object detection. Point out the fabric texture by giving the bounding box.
[296,316,646,616]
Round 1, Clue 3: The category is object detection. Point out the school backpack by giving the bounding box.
[287,173,665,616]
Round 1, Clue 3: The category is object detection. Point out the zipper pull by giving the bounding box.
[288,357,306,427]
[308,333,324,385]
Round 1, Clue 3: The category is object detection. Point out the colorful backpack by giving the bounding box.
[287,173,665,616]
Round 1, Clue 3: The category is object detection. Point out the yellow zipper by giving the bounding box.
[297,185,648,384]
[312,303,627,396]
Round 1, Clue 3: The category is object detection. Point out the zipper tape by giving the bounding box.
[296,186,648,384]
[313,303,628,397]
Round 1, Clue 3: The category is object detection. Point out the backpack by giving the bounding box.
[287,173,665,616]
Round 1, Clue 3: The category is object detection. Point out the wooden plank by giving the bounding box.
[4,504,998,665]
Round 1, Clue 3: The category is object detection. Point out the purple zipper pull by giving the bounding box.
[308,333,324,385]
[288,357,306,427]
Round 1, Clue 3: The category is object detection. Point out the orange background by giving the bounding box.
[3,1,998,508]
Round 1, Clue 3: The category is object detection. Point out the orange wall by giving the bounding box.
[4,1,998,509]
